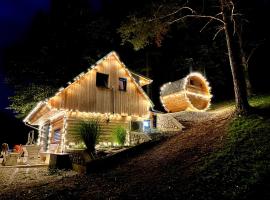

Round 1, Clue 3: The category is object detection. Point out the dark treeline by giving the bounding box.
[1,0,269,143]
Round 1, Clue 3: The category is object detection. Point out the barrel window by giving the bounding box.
[96,72,109,88]
[119,77,127,91]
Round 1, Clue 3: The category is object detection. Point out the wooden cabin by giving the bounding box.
[160,72,212,112]
[23,51,153,153]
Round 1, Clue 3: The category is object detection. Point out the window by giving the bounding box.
[96,72,109,88]
[52,129,61,144]
[143,120,151,132]
[119,77,127,91]
[131,121,142,132]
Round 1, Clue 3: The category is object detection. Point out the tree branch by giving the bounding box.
[168,14,225,25]
[200,12,223,32]
[149,6,196,22]
[246,42,264,63]
[213,26,225,40]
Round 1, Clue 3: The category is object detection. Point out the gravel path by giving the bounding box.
[0,107,234,200]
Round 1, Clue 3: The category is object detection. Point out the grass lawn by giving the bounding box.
[184,94,270,200]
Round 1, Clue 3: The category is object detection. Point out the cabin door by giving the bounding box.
[40,123,50,152]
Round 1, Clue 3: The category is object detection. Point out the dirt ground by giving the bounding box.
[0,107,234,200]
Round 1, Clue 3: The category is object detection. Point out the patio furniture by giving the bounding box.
[4,152,20,166]
[23,145,41,164]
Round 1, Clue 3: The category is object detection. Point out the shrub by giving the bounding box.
[78,120,101,153]
[112,126,127,146]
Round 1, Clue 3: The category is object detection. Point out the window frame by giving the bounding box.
[96,72,109,88]
[52,128,61,144]
[119,77,127,92]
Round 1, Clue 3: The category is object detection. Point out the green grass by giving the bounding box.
[184,94,270,200]
[210,93,270,111]
[249,94,270,109]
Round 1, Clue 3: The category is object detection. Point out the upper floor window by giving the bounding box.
[96,72,109,88]
[119,77,127,91]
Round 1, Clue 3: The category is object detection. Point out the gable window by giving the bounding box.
[96,72,109,88]
[119,77,127,91]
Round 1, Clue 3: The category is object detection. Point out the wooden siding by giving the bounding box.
[48,54,150,117]
[65,115,130,145]
[28,104,50,124]
[161,92,190,112]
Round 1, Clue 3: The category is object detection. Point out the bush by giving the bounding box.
[78,120,101,153]
[112,126,127,146]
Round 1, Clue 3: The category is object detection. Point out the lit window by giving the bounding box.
[52,129,61,144]
[143,120,151,132]
[96,72,109,88]
[119,77,127,91]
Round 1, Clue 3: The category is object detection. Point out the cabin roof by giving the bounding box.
[130,70,153,87]
[24,51,154,123]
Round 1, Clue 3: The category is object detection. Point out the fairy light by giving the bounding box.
[37,124,42,146]
[46,124,52,153]
[60,114,68,153]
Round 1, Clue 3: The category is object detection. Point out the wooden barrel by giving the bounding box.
[160,72,212,112]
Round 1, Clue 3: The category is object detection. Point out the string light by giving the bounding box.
[46,124,52,153]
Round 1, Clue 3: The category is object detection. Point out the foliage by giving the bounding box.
[78,120,101,153]
[118,16,169,50]
[184,95,270,199]
[71,142,87,150]
[112,126,127,146]
[117,1,212,51]
[8,84,56,119]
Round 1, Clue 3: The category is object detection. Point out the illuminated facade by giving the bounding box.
[23,51,153,152]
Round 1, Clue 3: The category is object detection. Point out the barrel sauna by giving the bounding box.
[160,72,212,112]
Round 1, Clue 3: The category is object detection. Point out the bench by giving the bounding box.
[23,145,41,164]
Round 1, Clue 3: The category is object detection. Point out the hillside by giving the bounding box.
[1,95,270,199]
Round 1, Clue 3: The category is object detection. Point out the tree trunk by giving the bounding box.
[220,0,250,114]
[237,27,253,96]
[242,61,253,96]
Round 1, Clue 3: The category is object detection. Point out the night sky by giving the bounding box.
[0,0,51,111]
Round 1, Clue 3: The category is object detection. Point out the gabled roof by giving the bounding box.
[108,51,154,106]
[24,51,154,123]
[130,71,153,87]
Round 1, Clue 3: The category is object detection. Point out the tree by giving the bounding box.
[8,84,56,119]
[118,0,251,114]
[219,0,249,114]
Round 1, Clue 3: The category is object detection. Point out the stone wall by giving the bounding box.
[128,131,151,145]
[156,113,184,132]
